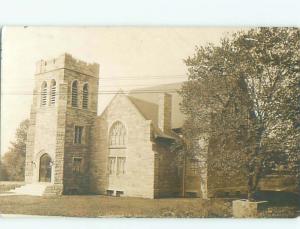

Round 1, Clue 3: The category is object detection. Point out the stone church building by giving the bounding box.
[24,53,249,198]
[24,53,184,198]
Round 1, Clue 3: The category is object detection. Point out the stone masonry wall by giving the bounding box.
[35,53,99,77]
[158,93,172,133]
[62,64,99,194]
[153,140,180,198]
[25,68,65,186]
[25,89,38,183]
[90,94,156,198]
[25,54,99,195]
[52,81,68,194]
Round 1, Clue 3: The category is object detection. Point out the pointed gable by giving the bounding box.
[99,91,149,123]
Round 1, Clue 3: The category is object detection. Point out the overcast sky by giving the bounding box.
[1,26,241,155]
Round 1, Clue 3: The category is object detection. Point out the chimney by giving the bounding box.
[158,93,172,132]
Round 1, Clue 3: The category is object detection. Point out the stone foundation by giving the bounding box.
[44,184,64,196]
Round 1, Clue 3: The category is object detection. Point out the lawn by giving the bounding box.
[0,195,232,218]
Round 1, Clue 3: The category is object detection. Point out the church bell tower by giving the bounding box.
[25,53,99,195]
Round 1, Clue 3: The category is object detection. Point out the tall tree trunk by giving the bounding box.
[247,167,260,201]
[247,142,263,200]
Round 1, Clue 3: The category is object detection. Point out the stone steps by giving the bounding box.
[9,183,51,196]
[0,182,25,194]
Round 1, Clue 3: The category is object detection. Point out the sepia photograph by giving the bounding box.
[0,26,299,218]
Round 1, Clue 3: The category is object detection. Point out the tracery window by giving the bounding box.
[107,121,127,175]
[109,121,126,147]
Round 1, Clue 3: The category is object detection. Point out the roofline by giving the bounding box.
[99,92,150,123]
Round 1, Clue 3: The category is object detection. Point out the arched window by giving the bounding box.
[40,81,47,106]
[108,121,127,176]
[82,83,88,109]
[50,80,56,105]
[71,80,78,107]
[109,121,126,147]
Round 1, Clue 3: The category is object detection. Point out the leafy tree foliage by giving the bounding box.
[180,27,300,199]
[0,119,29,181]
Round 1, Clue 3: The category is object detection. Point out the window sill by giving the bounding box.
[109,146,127,149]
[39,106,57,109]
[108,174,126,177]
[70,106,90,110]
[72,143,86,146]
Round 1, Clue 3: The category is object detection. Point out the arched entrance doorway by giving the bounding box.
[39,153,52,182]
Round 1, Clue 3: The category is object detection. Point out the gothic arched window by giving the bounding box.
[109,121,126,147]
[108,121,127,176]
[71,80,78,107]
[82,83,88,109]
[40,81,47,106]
[50,80,56,105]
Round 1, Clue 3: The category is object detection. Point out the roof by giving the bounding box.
[127,96,176,140]
[127,96,159,126]
[129,82,185,129]
[151,122,177,140]
[99,82,185,140]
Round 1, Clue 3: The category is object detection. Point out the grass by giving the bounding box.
[0,195,297,218]
[0,195,232,218]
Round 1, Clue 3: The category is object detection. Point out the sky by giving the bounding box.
[1,27,241,155]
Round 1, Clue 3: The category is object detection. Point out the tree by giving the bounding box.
[171,121,206,197]
[0,119,29,181]
[180,27,300,200]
